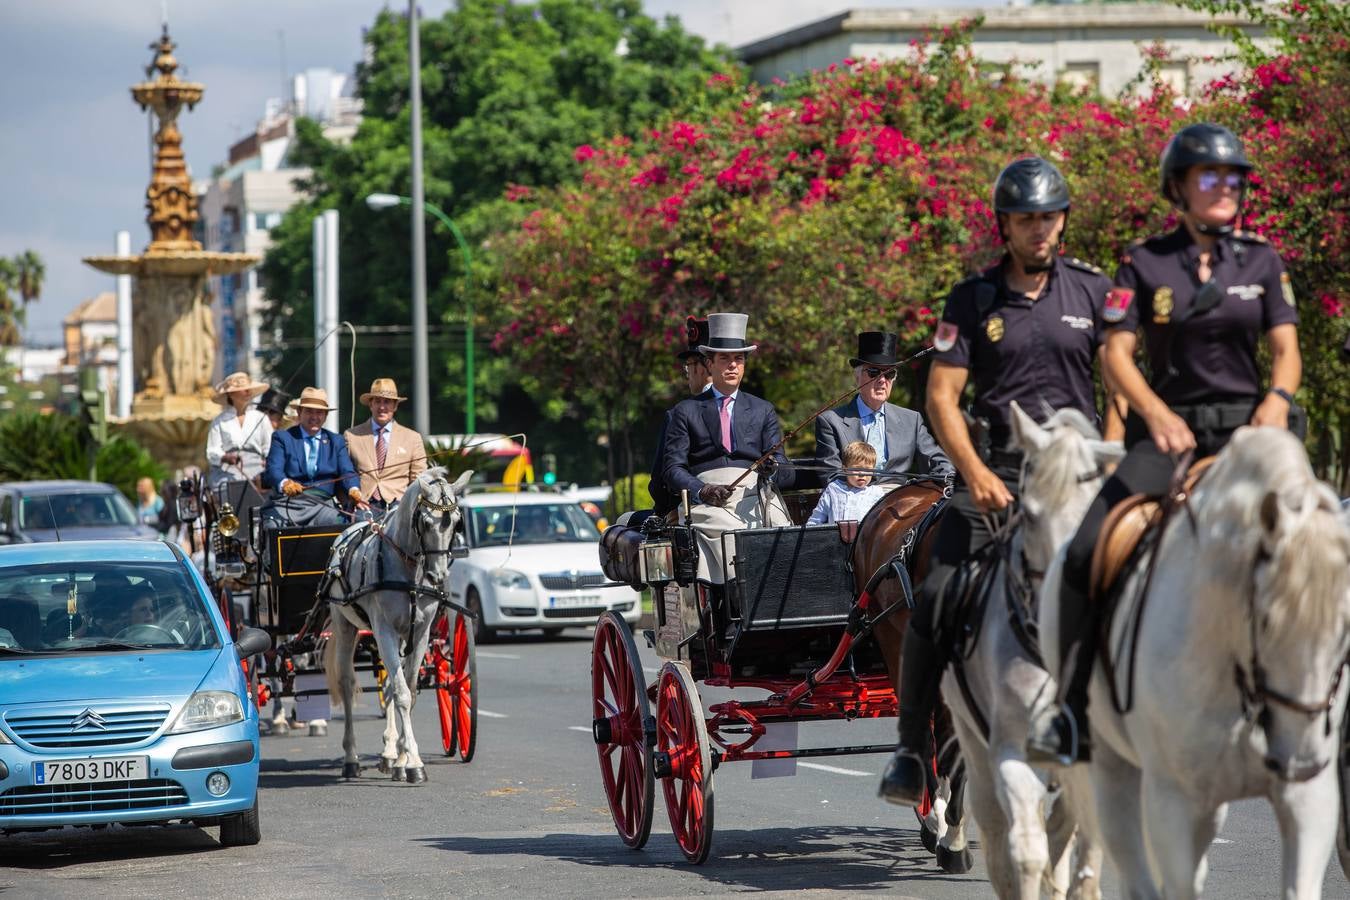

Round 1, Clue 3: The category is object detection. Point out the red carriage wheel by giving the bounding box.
[591,611,654,850]
[448,612,477,762]
[656,661,714,864]
[429,613,455,756]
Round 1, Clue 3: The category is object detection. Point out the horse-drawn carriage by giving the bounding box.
[188,472,478,765]
[593,475,951,863]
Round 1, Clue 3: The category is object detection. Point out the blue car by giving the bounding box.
[0,540,270,846]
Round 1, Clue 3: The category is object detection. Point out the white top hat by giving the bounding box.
[698,312,758,354]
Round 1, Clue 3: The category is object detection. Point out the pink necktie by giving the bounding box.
[719,396,733,453]
[374,428,387,501]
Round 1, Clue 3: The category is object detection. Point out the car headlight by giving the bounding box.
[0,729,11,744]
[491,569,531,590]
[168,691,244,733]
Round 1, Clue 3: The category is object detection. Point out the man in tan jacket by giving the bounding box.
[344,378,428,516]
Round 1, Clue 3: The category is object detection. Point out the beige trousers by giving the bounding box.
[687,466,793,583]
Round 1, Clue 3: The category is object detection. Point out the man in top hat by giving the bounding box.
[345,378,428,516]
[648,316,712,516]
[254,387,292,432]
[662,313,794,580]
[262,386,366,526]
[815,332,953,486]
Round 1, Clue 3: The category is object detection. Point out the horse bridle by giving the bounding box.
[1234,548,1347,737]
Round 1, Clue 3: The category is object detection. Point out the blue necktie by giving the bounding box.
[305,436,318,479]
[866,411,886,464]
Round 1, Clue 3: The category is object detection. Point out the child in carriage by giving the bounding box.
[807,440,887,525]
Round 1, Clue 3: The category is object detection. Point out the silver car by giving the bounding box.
[0,481,160,544]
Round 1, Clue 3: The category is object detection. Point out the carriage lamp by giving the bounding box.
[639,540,675,586]
[217,501,240,538]
[176,479,200,521]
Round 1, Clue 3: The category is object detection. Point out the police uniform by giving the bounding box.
[912,253,1112,639]
[1040,226,1299,760]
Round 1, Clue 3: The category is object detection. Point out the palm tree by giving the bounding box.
[13,250,44,313]
[0,259,19,348]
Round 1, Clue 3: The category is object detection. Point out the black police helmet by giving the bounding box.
[993,157,1071,215]
[1159,122,1252,204]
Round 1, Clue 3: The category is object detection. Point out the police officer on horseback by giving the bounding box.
[879,156,1116,804]
[1025,123,1304,765]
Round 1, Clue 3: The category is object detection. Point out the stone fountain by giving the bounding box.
[85,27,259,471]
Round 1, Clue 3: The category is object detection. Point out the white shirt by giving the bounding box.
[806,479,888,525]
[206,407,274,487]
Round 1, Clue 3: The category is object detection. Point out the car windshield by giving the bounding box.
[19,492,139,530]
[0,560,221,655]
[469,503,601,547]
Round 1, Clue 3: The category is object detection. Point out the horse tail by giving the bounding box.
[324,619,345,705]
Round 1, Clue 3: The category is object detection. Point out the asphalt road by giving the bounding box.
[2,627,1346,899]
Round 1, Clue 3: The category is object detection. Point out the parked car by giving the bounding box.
[0,481,160,543]
[450,490,641,641]
[0,540,269,846]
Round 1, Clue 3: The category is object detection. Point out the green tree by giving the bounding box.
[0,412,166,501]
[0,259,19,347]
[12,250,44,318]
[259,0,733,437]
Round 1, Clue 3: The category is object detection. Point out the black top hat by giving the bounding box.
[678,316,710,361]
[848,332,900,368]
[255,387,292,417]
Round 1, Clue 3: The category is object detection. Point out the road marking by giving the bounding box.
[476,652,521,660]
[798,762,871,777]
[478,710,508,719]
[643,666,661,674]
[1213,838,1232,845]
[568,726,591,733]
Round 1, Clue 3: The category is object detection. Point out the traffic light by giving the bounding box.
[78,368,108,446]
[541,453,557,486]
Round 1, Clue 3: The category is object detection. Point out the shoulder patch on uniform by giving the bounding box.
[933,321,959,353]
[1063,257,1104,277]
[1280,271,1296,306]
[1103,287,1134,323]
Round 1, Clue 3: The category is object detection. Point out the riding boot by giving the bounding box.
[879,628,944,806]
[1026,574,1095,765]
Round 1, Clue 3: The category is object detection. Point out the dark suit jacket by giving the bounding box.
[649,410,677,515]
[814,400,953,483]
[662,389,794,499]
[263,425,360,497]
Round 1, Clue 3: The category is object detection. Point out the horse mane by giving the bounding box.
[389,466,450,538]
[1021,408,1101,515]
[1190,428,1350,652]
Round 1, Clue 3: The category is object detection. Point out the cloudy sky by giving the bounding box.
[0,1,981,344]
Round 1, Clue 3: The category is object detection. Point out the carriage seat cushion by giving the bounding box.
[1089,456,1215,601]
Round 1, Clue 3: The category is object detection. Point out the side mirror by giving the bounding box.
[450,533,470,560]
[234,626,271,660]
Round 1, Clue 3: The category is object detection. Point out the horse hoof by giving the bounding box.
[936,844,974,874]
[405,767,427,785]
[377,758,393,774]
[309,723,327,738]
[390,767,406,782]
[271,720,289,737]
[341,762,361,779]
[920,821,938,855]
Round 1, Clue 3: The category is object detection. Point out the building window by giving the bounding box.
[1158,60,1190,95]
[1059,61,1100,91]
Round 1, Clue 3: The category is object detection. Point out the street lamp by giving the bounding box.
[366,192,476,434]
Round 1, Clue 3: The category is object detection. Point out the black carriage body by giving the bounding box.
[256,523,345,635]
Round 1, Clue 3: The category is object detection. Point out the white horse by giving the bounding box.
[1040,427,1350,899]
[941,404,1122,900]
[324,468,471,784]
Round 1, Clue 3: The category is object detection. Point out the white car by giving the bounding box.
[449,491,640,640]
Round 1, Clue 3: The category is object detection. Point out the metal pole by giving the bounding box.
[312,213,326,411]
[408,0,430,435]
[115,230,133,418]
[322,209,340,431]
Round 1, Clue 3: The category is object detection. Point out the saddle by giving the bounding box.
[1089,456,1215,601]
[319,522,375,604]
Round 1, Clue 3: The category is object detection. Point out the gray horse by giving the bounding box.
[323,468,471,784]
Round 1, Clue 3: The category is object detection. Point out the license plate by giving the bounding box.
[35,756,149,786]
[548,594,601,609]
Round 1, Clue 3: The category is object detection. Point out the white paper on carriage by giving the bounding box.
[750,722,798,779]
[293,674,332,721]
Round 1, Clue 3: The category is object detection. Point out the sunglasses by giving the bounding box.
[864,367,899,381]
[1196,170,1245,192]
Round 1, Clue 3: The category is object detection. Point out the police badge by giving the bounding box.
[1153,286,1173,324]
[1280,272,1296,307]
[985,316,1005,343]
